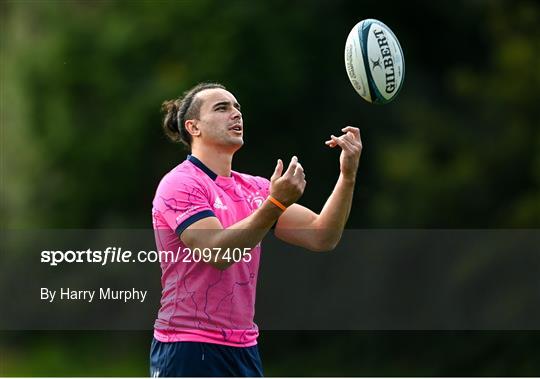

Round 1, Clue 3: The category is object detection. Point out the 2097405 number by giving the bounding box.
[182,248,252,263]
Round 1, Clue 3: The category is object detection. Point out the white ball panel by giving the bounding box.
[344,23,371,102]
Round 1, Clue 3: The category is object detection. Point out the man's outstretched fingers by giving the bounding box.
[329,135,341,148]
[343,132,358,147]
[294,162,305,177]
[283,156,298,177]
[331,135,354,151]
[271,159,284,182]
[341,126,361,140]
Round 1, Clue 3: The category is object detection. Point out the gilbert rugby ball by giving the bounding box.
[345,19,405,104]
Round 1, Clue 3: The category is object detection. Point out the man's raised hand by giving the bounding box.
[325,126,362,181]
[269,156,306,207]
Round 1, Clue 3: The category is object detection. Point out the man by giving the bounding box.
[150,82,362,376]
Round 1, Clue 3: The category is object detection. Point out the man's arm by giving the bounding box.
[181,156,306,270]
[274,126,362,252]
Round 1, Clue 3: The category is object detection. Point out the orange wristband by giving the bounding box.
[267,195,287,212]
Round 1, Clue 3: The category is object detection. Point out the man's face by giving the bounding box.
[190,88,244,151]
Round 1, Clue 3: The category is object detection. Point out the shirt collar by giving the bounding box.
[187,155,218,181]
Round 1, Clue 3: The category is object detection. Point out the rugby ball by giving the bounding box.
[345,19,405,104]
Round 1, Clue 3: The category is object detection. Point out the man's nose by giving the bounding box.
[231,108,242,119]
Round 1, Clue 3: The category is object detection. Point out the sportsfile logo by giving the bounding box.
[40,247,253,266]
[372,28,396,94]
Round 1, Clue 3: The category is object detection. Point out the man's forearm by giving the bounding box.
[314,173,356,247]
[185,200,282,270]
[214,201,281,248]
[189,200,281,252]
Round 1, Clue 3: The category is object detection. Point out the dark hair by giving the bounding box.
[161,82,226,148]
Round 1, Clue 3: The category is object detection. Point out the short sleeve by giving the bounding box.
[153,175,216,236]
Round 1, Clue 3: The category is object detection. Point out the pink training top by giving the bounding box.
[152,155,270,347]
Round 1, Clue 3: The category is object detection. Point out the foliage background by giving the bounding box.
[1,0,539,376]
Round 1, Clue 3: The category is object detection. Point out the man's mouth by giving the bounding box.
[229,124,243,132]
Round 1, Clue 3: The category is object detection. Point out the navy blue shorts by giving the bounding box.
[149,338,264,377]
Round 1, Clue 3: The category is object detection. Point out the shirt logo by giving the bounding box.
[176,205,194,224]
[213,196,228,210]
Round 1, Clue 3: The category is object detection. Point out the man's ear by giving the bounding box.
[185,119,201,137]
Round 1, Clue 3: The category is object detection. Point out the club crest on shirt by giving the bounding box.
[250,195,265,209]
